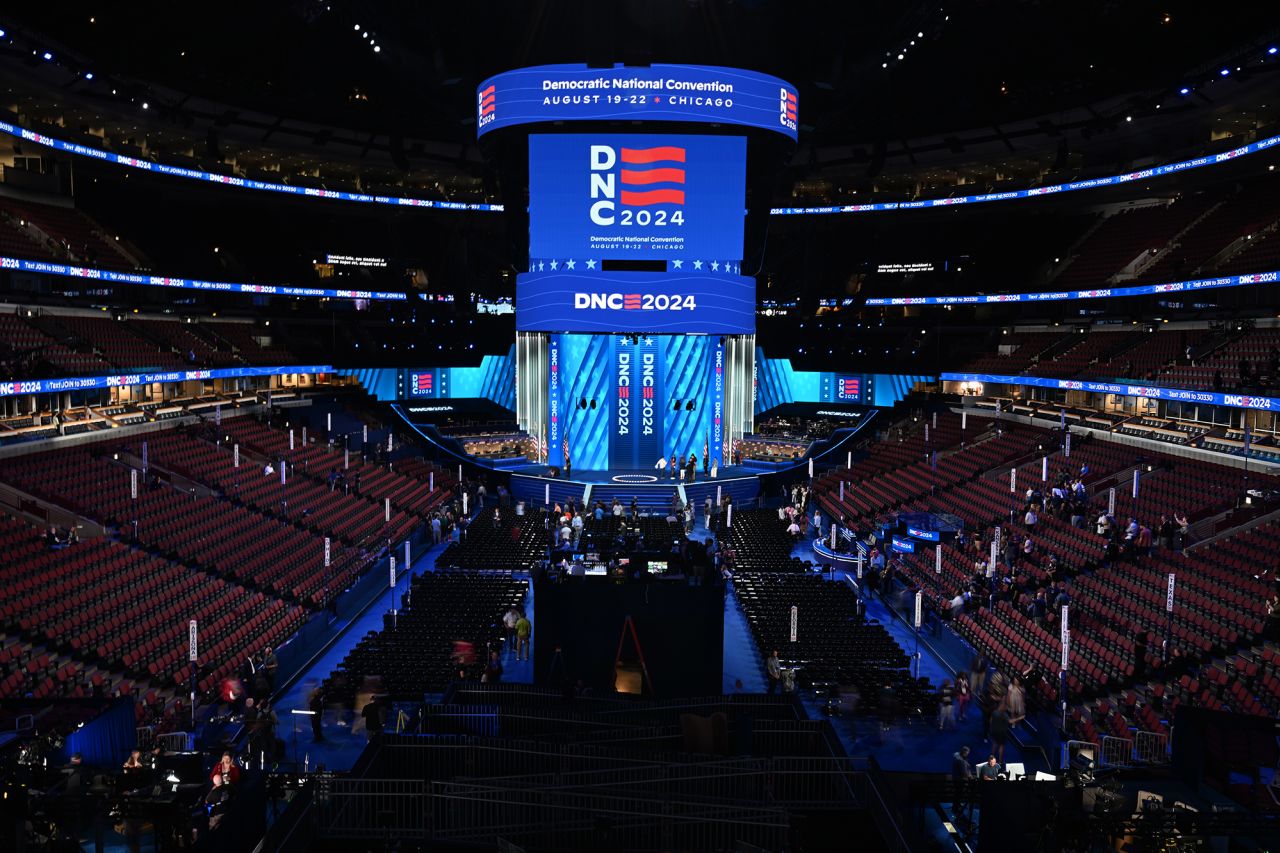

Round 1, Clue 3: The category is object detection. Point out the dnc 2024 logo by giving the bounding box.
[589,145,686,227]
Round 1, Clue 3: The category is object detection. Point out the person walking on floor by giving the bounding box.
[938,679,955,730]
[515,611,531,662]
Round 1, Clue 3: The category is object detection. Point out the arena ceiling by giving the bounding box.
[6,0,1277,145]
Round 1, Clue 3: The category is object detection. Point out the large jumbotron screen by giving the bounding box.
[528,133,746,262]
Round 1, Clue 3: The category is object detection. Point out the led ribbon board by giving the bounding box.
[942,372,1280,412]
[477,63,798,141]
[865,270,1280,306]
[0,120,500,211]
[0,256,407,301]
[0,364,333,397]
[516,268,755,335]
[529,134,747,262]
[4,117,1277,216]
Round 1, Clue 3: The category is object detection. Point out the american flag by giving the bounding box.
[563,436,569,466]
[704,433,709,463]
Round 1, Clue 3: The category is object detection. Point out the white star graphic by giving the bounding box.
[538,261,545,272]
[585,258,596,269]
[673,259,683,269]
[565,259,576,270]
[549,260,559,270]
[644,337,654,346]
[710,261,720,272]
[693,260,703,270]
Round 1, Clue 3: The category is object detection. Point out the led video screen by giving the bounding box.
[529,134,746,263]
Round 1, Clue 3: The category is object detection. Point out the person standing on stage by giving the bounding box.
[688,454,698,483]
[670,453,678,480]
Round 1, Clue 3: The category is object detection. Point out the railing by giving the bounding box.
[1134,730,1171,765]
[1101,735,1136,767]
[429,780,790,851]
[157,731,192,752]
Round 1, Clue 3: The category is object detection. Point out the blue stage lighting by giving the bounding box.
[1270,47,1278,55]
[1179,87,1189,95]
[42,51,53,61]
[1220,68,1230,76]
[85,72,94,80]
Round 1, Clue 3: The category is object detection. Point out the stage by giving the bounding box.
[508,464,771,511]
[509,463,770,483]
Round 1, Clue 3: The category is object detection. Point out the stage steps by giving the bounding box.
[588,482,680,512]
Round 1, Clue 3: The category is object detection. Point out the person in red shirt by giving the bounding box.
[209,751,241,785]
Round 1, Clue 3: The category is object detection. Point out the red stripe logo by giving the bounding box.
[620,146,686,164]
[620,188,685,206]
[620,167,685,185]
[623,294,642,309]
[479,85,496,117]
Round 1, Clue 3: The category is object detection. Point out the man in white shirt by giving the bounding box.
[1024,508,1038,528]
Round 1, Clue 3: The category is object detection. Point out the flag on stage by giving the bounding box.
[563,436,569,467]
[703,432,709,464]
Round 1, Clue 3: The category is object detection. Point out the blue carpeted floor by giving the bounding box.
[271,532,534,772]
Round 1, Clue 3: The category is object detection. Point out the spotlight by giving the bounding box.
[1271,47,1278,55]
[354,23,360,30]
[42,51,53,61]
[1179,87,1190,95]
[1220,68,1230,76]
[1125,115,1132,122]
[142,102,149,110]
[373,45,381,53]
[85,72,94,80]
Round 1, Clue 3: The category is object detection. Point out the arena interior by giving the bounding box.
[0,3,1278,852]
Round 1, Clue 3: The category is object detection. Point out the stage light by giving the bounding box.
[1125,115,1132,122]
[1179,87,1190,95]
[142,102,149,110]
[1220,68,1230,76]
[373,46,381,53]
[85,72,94,80]
[0,29,6,37]
[42,51,52,61]
[1271,47,1278,55]
[354,23,360,30]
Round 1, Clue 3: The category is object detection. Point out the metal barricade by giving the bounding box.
[1134,730,1170,765]
[1100,735,1135,768]
[318,779,428,839]
[156,731,191,752]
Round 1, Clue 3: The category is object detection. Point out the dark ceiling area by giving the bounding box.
[7,0,1277,145]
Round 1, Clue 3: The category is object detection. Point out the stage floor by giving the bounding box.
[509,464,767,485]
